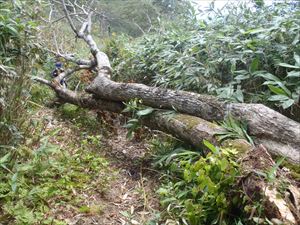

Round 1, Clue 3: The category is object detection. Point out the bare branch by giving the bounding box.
[145,13,153,32]
[55,64,93,82]
[61,0,79,36]
[51,13,86,24]
[52,32,60,53]
[34,75,123,112]
[32,77,53,87]
[78,21,89,37]
[87,0,95,10]
[87,12,92,34]
[46,48,94,66]
[48,3,54,22]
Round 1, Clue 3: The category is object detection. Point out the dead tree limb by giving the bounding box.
[36,0,300,164]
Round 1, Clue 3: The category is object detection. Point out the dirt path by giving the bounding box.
[33,108,161,225]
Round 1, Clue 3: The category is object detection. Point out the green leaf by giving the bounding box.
[234,74,250,80]
[267,157,285,181]
[11,172,18,192]
[258,73,291,96]
[250,58,259,73]
[256,72,281,82]
[79,205,90,213]
[294,53,300,67]
[120,211,130,218]
[292,33,299,45]
[220,158,228,171]
[157,187,169,195]
[243,28,266,35]
[122,107,132,113]
[5,24,18,36]
[136,107,154,116]
[268,85,288,96]
[282,99,294,109]
[17,164,34,172]
[203,140,219,154]
[160,197,177,205]
[268,95,289,101]
[0,152,11,165]
[234,89,244,103]
[127,119,139,124]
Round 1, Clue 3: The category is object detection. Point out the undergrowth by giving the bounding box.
[151,137,283,225]
[0,116,112,224]
[56,103,103,134]
[151,139,244,225]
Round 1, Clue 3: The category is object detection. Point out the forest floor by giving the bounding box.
[31,106,162,225]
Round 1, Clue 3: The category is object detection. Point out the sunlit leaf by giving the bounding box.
[278,63,300,69]
[282,99,295,109]
[136,107,154,116]
[286,70,300,78]
[11,172,18,192]
[242,28,267,35]
[0,152,11,165]
[294,53,300,66]
[203,140,219,154]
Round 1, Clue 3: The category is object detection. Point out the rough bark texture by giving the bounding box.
[35,81,300,224]
[86,71,300,164]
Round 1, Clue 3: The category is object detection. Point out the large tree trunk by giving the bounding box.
[33,80,300,224]
[40,77,300,163]
[83,51,300,164]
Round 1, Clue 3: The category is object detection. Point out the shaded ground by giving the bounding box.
[32,108,161,225]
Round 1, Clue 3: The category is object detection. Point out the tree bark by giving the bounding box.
[85,66,300,164]
[34,80,300,224]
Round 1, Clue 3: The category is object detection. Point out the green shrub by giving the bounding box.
[106,1,300,119]
[154,142,244,225]
[0,0,41,146]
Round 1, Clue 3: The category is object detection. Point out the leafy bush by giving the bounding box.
[0,0,41,146]
[152,138,287,225]
[153,141,247,225]
[106,1,300,120]
[122,98,155,138]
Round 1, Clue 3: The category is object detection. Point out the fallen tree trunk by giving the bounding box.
[35,77,300,162]
[87,73,300,164]
[33,79,300,224]
[37,0,300,164]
